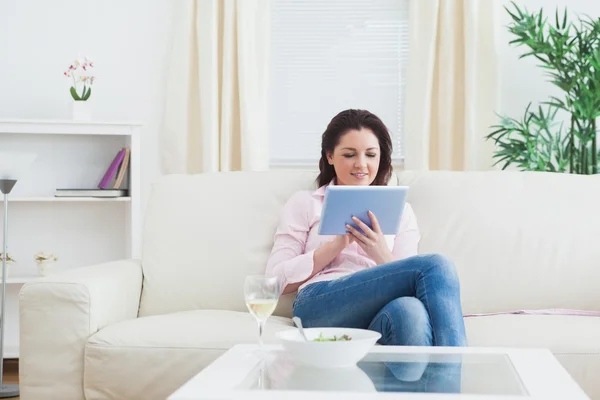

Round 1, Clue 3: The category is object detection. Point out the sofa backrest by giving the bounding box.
[138,170,600,318]
[397,170,600,315]
[138,171,318,318]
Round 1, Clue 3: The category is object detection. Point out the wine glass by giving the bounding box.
[244,275,280,352]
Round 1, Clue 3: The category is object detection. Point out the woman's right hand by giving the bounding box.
[331,233,355,252]
[312,233,354,275]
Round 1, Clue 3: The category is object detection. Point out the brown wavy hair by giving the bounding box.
[316,109,393,187]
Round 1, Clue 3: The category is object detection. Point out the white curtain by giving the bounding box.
[161,0,270,174]
[404,0,499,171]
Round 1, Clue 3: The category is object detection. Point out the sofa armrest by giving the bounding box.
[19,259,143,400]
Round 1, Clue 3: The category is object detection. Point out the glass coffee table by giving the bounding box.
[168,344,589,399]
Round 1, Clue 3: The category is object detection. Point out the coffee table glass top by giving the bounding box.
[238,350,527,396]
[167,345,590,400]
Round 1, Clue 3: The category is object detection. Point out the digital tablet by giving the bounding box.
[318,185,409,235]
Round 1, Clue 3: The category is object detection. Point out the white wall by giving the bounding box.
[0,0,174,210]
[2,0,599,184]
[498,0,600,119]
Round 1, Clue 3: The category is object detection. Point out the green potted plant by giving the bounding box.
[486,2,600,174]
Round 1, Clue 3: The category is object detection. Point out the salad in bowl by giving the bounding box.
[277,327,381,368]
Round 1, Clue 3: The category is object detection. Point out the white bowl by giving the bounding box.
[276,327,381,369]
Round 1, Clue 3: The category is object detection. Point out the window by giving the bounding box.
[269,0,410,166]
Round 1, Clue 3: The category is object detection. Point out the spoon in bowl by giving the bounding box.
[292,316,309,342]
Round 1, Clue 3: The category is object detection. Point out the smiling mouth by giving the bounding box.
[351,173,368,178]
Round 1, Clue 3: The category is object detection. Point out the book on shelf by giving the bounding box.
[54,147,131,198]
[98,147,131,190]
[55,189,128,198]
[112,147,130,189]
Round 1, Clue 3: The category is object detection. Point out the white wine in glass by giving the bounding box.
[247,298,278,320]
[244,275,280,350]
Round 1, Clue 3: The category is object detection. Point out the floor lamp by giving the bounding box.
[0,152,37,398]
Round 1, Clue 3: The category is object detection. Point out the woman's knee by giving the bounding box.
[388,297,432,345]
[421,253,459,285]
[392,297,429,328]
[369,297,432,346]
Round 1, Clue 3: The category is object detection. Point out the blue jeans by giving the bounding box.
[292,254,467,347]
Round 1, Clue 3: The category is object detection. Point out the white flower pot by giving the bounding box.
[37,261,56,276]
[71,100,92,121]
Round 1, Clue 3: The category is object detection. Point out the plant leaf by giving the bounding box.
[70,86,81,101]
[83,87,92,100]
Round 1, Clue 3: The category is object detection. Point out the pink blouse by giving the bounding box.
[266,182,421,293]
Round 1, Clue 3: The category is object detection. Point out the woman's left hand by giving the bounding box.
[346,211,394,265]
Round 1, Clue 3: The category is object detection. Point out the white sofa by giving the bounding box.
[19,170,600,399]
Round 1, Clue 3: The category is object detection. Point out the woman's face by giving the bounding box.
[327,128,380,186]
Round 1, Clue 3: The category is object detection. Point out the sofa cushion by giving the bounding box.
[396,170,600,314]
[83,310,293,400]
[141,170,600,318]
[139,170,398,319]
[465,314,600,398]
[465,314,600,353]
[139,171,318,318]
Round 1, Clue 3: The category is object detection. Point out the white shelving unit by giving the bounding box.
[2,196,132,202]
[0,119,142,358]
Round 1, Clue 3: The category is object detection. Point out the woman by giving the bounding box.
[266,109,466,347]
